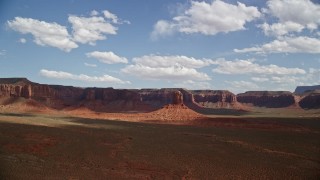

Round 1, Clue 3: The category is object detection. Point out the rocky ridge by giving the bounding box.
[0,78,319,112]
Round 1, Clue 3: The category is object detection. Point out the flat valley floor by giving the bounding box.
[0,113,319,179]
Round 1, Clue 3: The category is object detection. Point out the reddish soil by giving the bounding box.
[4,133,59,156]
[66,103,205,123]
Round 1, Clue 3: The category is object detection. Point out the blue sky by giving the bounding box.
[0,0,319,93]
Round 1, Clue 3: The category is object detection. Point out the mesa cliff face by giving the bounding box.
[0,84,32,99]
[236,91,296,108]
[298,90,320,109]
[190,90,237,108]
[0,78,319,112]
[294,85,320,94]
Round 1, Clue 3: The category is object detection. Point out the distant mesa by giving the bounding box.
[0,77,34,85]
[237,91,295,108]
[295,85,320,94]
[0,78,319,116]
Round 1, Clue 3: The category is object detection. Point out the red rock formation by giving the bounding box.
[1,78,319,112]
[299,91,320,109]
[190,90,237,108]
[21,85,32,99]
[139,88,182,108]
[237,91,295,108]
[172,91,183,104]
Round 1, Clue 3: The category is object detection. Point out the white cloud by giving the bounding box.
[0,50,6,56]
[68,15,118,45]
[226,81,260,92]
[122,54,211,81]
[8,10,127,50]
[39,69,130,84]
[270,76,299,84]
[300,68,320,85]
[86,51,128,64]
[103,10,118,24]
[259,22,304,37]
[103,10,130,24]
[84,63,97,67]
[174,80,212,90]
[211,58,306,75]
[19,38,27,44]
[258,0,320,37]
[151,20,176,40]
[90,10,99,16]
[251,77,269,82]
[7,17,78,52]
[234,36,320,54]
[151,0,260,38]
[122,64,211,81]
[265,0,320,30]
[132,55,212,68]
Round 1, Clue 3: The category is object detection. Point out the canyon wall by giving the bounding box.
[295,85,320,94]
[0,78,319,112]
[236,91,296,108]
[298,90,320,109]
[190,90,237,108]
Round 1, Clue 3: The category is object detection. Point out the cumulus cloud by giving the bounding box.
[103,10,118,23]
[258,22,304,37]
[234,36,320,54]
[90,10,99,16]
[211,58,306,75]
[103,10,130,24]
[84,62,97,67]
[8,10,128,50]
[251,77,269,82]
[19,38,27,44]
[68,9,129,45]
[7,17,78,52]
[237,0,320,54]
[257,0,320,37]
[270,76,299,84]
[132,55,212,68]
[122,64,210,81]
[264,0,320,31]
[151,0,260,39]
[151,20,176,40]
[86,51,128,64]
[174,80,212,90]
[122,54,211,81]
[300,68,320,85]
[68,15,118,45]
[40,69,130,84]
[226,81,260,92]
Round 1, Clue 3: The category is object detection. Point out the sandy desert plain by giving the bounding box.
[0,97,319,179]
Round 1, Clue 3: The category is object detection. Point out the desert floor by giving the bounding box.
[0,112,319,179]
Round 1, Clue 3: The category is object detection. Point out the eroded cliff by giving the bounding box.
[0,78,319,112]
[236,91,296,108]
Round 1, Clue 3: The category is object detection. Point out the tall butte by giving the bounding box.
[172,90,183,105]
[145,90,204,121]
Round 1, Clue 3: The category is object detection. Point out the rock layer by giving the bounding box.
[236,91,295,108]
[299,91,320,109]
[0,78,319,111]
[190,90,237,108]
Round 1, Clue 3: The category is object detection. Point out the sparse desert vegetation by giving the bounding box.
[0,111,319,179]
